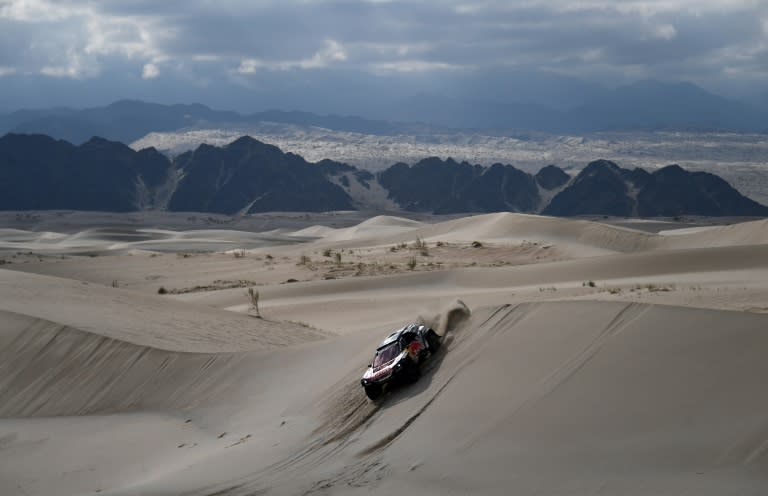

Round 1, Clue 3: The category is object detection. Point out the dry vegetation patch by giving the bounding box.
[158,279,260,295]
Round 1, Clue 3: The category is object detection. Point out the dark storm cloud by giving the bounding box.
[0,0,766,102]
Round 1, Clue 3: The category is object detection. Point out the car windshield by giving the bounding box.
[373,342,401,367]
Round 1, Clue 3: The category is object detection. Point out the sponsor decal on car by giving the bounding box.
[406,341,422,359]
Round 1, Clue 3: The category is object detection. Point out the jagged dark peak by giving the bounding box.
[637,164,768,217]
[136,146,161,155]
[581,159,622,175]
[415,156,452,168]
[653,164,688,178]
[80,135,134,151]
[379,156,538,214]
[535,164,570,190]
[0,131,174,212]
[168,136,353,214]
[624,167,651,182]
[226,135,277,150]
[482,162,530,177]
[575,159,651,188]
[316,159,357,176]
[0,132,70,147]
[0,133,76,165]
[543,159,634,216]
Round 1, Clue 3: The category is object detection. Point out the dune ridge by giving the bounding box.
[0,269,325,352]
[0,310,249,417]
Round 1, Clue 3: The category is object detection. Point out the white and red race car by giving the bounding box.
[360,324,442,400]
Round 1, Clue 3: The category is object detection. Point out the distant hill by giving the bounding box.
[384,80,767,132]
[567,81,767,132]
[0,133,765,218]
[0,101,409,145]
[2,80,766,146]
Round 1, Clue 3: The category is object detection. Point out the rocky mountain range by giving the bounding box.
[2,80,767,147]
[0,101,418,146]
[542,159,768,217]
[1,133,766,218]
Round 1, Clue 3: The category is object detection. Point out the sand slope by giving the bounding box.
[0,310,252,417]
[152,301,768,496]
[0,269,324,352]
[2,212,768,495]
[6,300,768,495]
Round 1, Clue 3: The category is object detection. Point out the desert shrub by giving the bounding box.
[471,241,483,248]
[246,287,261,317]
[157,286,167,295]
[298,254,311,265]
[334,252,342,265]
[645,283,674,292]
[322,248,332,257]
[407,257,417,270]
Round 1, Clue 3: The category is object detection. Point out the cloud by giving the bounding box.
[370,60,466,74]
[652,24,677,41]
[142,63,159,79]
[0,0,766,103]
[237,39,347,73]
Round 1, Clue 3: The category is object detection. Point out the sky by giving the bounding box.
[0,0,767,112]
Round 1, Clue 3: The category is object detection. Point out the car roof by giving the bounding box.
[377,324,422,350]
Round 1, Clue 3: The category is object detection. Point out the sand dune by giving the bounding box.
[3,213,766,261]
[0,269,324,351]
[288,213,662,257]
[56,300,766,496]
[2,211,768,495]
[0,310,251,417]
[0,226,308,256]
[661,218,768,249]
[320,215,425,242]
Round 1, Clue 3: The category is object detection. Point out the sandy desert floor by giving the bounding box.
[2,211,768,495]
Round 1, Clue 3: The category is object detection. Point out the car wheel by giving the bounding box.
[364,384,383,400]
[405,359,421,383]
[426,330,442,352]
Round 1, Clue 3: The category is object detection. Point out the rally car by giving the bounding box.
[360,323,442,400]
